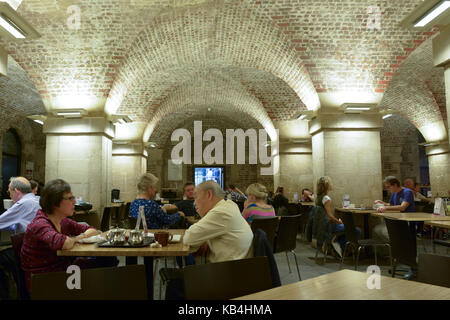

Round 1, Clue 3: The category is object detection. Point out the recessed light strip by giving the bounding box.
[346,107,371,111]
[414,0,450,27]
[0,14,26,39]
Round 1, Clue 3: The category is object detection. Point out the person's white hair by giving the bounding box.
[196,180,225,198]
[137,173,159,193]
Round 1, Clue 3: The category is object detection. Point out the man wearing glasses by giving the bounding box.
[0,177,41,234]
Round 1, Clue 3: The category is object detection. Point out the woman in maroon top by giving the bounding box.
[21,179,117,292]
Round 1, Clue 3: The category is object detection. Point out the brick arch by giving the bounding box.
[380,37,446,142]
[142,76,277,143]
[105,1,320,118]
[149,106,262,147]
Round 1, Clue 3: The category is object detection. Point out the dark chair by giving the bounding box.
[31,265,147,300]
[183,257,273,300]
[273,214,302,280]
[253,228,281,288]
[100,207,112,232]
[250,216,280,251]
[384,218,418,278]
[418,253,450,288]
[339,211,392,271]
[10,233,29,300]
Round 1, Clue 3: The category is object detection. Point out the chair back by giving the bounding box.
[250,217,279,250]
[274,214,301,253]
[31,265,147,300]
[100,207,112,231]
[340,211,360,243]
[183,257,273,300]
[10,233,29,300]
[287,203,299,216]
[384,218,417,268]
[418,253,450,288]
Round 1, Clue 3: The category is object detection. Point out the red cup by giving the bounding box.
[154,231,173,246]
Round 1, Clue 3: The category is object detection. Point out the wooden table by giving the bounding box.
[371,212,450,221]
[335,208,384,239]
[424,220,450,229]
[235,269,450,300]
[57,229,190,300]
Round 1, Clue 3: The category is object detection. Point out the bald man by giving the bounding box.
[0,177,41,233]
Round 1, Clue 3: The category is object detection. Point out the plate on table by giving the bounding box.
[97,237,154,248]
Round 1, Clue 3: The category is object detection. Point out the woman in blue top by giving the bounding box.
[130,173,184,229]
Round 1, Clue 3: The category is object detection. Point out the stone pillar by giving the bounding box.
[427,142,450,198]
[43,117,114,214]
[112,143,147,203]
[277,143,313,202]
[381,146,403,179]
[309,110,383,209]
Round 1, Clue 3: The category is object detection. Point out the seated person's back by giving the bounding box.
[242,183,276,224]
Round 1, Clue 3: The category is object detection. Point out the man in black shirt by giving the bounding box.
[175,182,199,218]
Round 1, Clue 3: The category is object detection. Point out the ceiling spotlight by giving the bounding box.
[382,114,393,120]
[33,119,43,125]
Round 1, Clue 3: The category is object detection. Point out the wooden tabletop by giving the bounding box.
[371,212,450,221]
[234,269,450,300]
[336,208,379,214]
[57,229,190,257]
[424,220,450,228]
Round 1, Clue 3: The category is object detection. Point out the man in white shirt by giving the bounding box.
[0,177,41,233]
[184,180,253,263]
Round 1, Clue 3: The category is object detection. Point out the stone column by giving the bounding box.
[277,143,313,202]
[309,110,383,209]
[381,146,403,179]
[43,117,113,214]
[111,142,147,203]
[426,142,450,198]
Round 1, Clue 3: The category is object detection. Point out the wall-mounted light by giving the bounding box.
[0,3,40,40]
[111,114,132,125]
[400,0,450,30]
[52,109,87,118]
[292,139,309,144]
[414,0,450,27]
[145,141,158,148]
[295,111,316,121]
[382,114,393,120]
[26,114,46,125]
[340,103,377,114]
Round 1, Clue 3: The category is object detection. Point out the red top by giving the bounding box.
[20,210,94,292]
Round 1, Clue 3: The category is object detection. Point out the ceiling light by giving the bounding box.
[33,119,43,125]
[414,1,450,27]
[297,114,307,120]
[292,139,309,144]
[382,114,393,120]
[0,3,40,40]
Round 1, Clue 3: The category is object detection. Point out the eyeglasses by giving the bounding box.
[62,196,76,201]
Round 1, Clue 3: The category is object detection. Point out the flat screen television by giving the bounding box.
[193,166,225,189]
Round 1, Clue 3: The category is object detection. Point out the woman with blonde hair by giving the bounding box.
[242,183,275,224]
[315,176,360,257]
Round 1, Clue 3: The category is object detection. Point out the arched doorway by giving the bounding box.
[1,129,21,210]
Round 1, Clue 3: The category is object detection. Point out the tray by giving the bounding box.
[97,237,154,248]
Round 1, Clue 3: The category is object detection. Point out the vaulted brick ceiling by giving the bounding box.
[0,0,447,143]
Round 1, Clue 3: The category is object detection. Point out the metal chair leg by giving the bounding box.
[387,244,393,273]
[340,242,349,270]
[291,250,301,281]
[356,246,362,271]
[285,251,291,273]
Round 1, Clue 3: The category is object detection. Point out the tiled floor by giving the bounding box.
[118,234,449,300]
